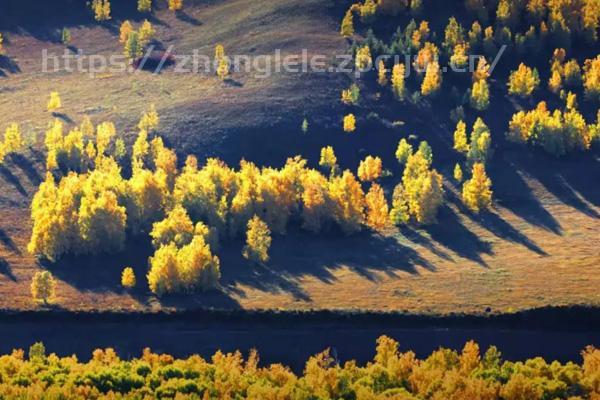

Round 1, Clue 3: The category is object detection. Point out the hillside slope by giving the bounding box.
[0,0,598,314]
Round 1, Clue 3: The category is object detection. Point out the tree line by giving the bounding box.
[28,101,496,296]
[0,336,598,399]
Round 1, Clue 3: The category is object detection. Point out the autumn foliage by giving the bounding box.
[1,336,597,399]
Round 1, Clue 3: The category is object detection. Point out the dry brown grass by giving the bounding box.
[0,0,598,315]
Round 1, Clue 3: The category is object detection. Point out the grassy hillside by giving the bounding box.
[0,0,598,314]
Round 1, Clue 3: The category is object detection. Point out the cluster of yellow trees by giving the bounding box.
[91,0,184,21]
[453,118,494,212]
[90,0,111,21]
[0,123,24,164]
[119,20,156,60]
[28,105,457,294]
[0,336,599,399]
[466,0,600,44]
[391,141,444,224]
[342,0,600,112]
[508,100,600,156]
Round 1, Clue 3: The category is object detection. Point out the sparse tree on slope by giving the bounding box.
[31,271,56,304]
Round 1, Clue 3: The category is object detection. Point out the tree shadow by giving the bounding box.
[424,205,493,267]
[0,165,27,197]
[479,212,547,255]
[218,228,436,303]
[224,78,243,87]
[446,189,547,256]
[41,237,154,294]
[0,55,21,75]
[175,10,202,26]
[51,112,74,124]
[398,226,454,262]
[0,228,20,255]
[491,152,563,234]
[9,153,42,186]
[515,150,600,218]
[0,257,16,282]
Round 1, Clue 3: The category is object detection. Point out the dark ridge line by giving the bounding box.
[0,305,599,331]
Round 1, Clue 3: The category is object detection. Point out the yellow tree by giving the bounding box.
[548,69,563,93]
[470,79,490,111]
[453,120,469,153]
[319,146,337,173]
[121,267,136,288]
[402,151,444,225]
[421,61,442,97]
[395,138,413,164]
[127,168,168,234]
[357,156,383,182]
[454,163,463,182]
[472,57,490,82]
[138,20,156,48]
[138,104,160,132]
[389,184,410,225]
[377,60,388,86]
[95,121,116,159]
[391,63,406,100]
[217,57,230,80]
[138,0,152,12]
[0,33,4,55]
[147,243,180,296]
[31,271,56,304]
[341,84,360,105]
[177,235,221,290]
[583,56,600,101]
[343,114,356,133]
[124,31,142,60]
[564,59,582,87]
[355,45,372,72]
[3,123,23,154]
[359,0,377,22]
[215,44,225,62]
[508,63,540,97]
[340,10,354,37]
[328,170,365,234]
[91,0,111,21]
[47,92,62,113]
[243,215,272,265]
[365,183,389,232]
[467,117,491,165]
[300,169,329,233]
[119,21,134,44]
[168,0,183,11]
[450,43,469,69]
[462,163,492,213]
[78,189,127,254]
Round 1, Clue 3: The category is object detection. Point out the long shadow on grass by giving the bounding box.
[0,55,21,76]
[0,257,16,281]
[0,228,20,255]
[0,165,27,197]
[489,150,563,235]
[514,149,600,218]
[424,205,493,267]
[41,237,154,294]
[176,11,202,26]
[41,236,243,310]
[446,189,547,256]
[218,227,434,303]
[10,153,42,186]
